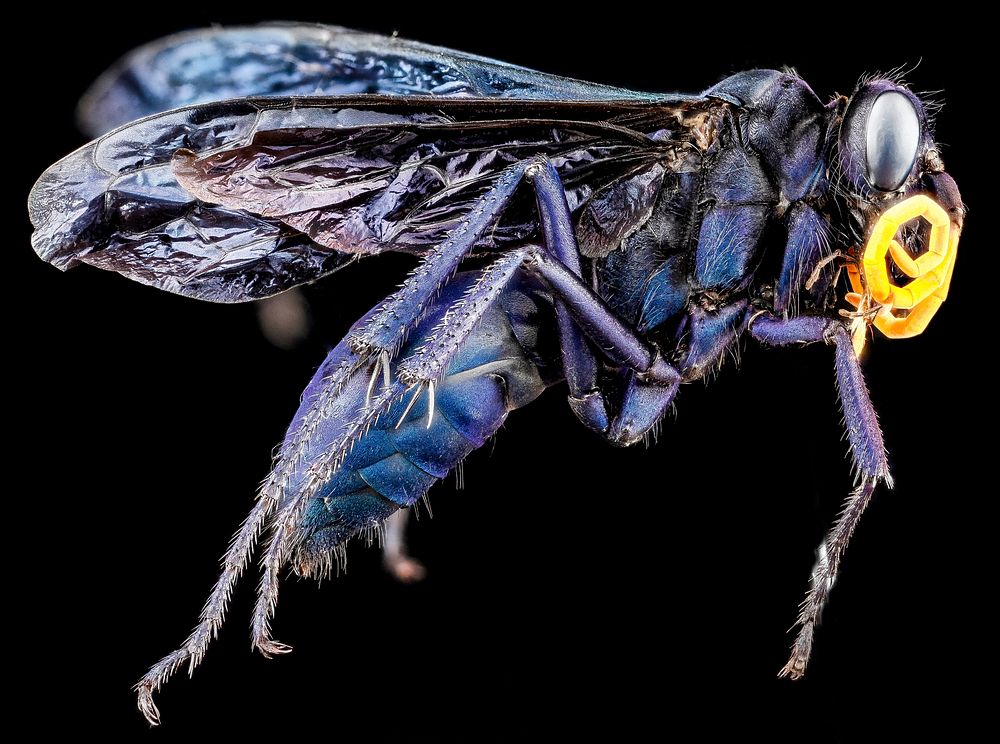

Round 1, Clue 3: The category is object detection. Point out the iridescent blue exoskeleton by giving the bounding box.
[28,24,964,724]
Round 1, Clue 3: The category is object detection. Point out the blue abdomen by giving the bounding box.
[278,274,551,574]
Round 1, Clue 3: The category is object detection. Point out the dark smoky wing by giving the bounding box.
[170,118,674,255]
[80,23,672,136]
[30,99,355,302]
[31,96,704,303]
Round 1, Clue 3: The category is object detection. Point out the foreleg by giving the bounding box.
[749,312,890,480]
[749,314,891,677]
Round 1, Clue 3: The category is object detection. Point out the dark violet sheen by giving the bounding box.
[79,24,670,137]
[25,23,965,723]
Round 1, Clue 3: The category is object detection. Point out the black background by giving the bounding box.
[14,5,990,741]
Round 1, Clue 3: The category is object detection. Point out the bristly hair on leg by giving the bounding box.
[254,242,528,646]
[779,476,878,678]
[780,326,892,678]
[134,479,276,725]
[250,381,408,655]
[347,163,527,362]
[134,343,375,725]
[251,248,529,654]
[832,326,892,487]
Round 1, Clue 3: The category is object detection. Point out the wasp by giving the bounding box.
[28,23,963,724]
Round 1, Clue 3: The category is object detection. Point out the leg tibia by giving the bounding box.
[349,163,527,357]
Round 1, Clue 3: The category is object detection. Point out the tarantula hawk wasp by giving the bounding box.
[28,23,962,724]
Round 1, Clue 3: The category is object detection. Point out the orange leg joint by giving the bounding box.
[846,194,959,355]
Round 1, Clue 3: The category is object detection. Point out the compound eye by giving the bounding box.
[866,91,920,191]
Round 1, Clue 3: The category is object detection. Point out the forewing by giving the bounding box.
[80,23,669,136]
[32,97,705,302]
[169,101,693,256]
[30,100,359,302]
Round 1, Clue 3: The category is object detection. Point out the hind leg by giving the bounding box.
[136,259,551,723]
[138,157,685,723]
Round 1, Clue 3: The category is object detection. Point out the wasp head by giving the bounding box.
[831,77,964,348]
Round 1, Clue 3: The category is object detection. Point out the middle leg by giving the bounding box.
[524,161,681,445]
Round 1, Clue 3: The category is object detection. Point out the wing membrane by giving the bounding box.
[171,105,676,255]
[80,23,671,136]
[32,96,711,302]
[37,24,710,304]
[31,99,351,301]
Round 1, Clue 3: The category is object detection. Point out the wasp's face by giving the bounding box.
[834,79,963,347]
